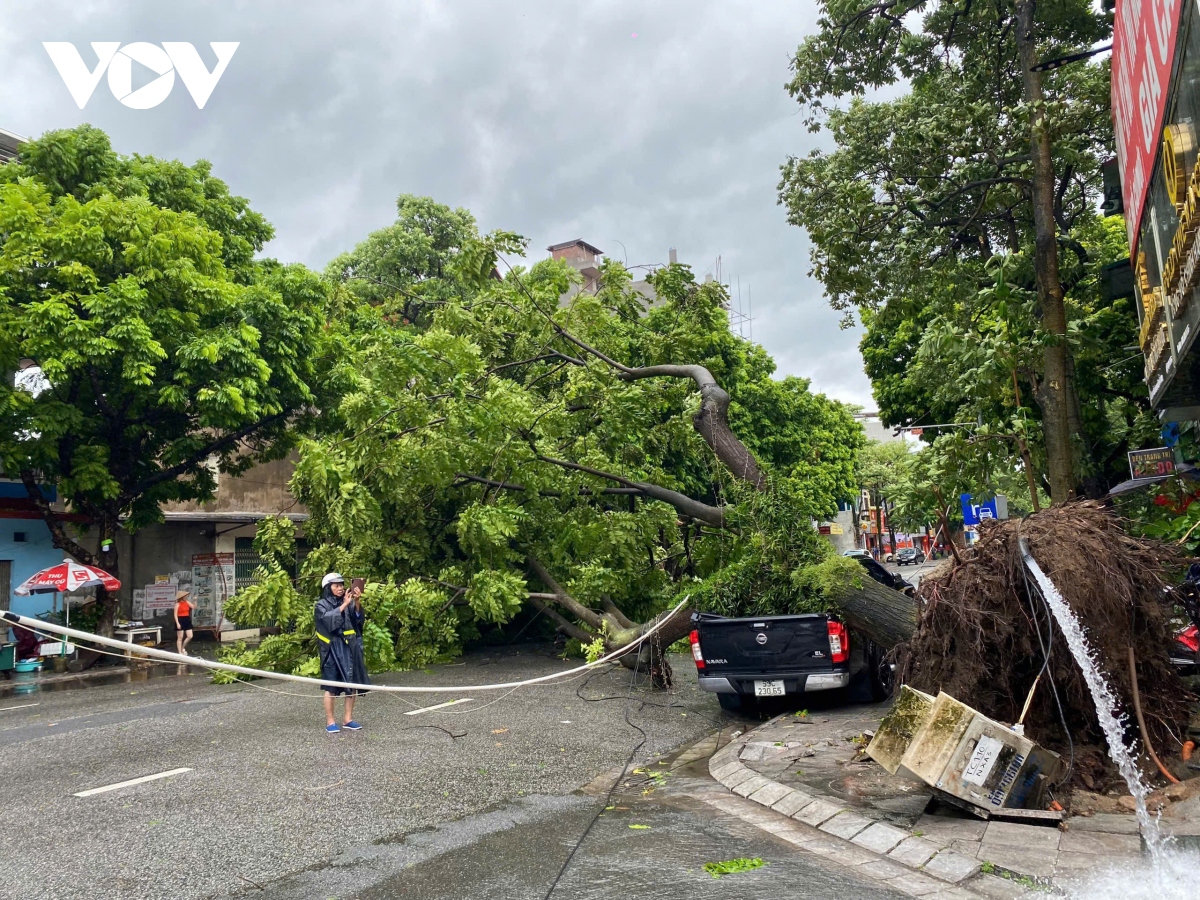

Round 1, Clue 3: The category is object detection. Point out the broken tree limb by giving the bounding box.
[535,455,726,528]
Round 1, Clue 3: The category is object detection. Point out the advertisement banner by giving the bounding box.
[1112,0,1183,250]
[142,582,178,612]
[191,552,235,628]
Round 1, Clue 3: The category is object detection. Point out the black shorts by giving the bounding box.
[177,616,193,631]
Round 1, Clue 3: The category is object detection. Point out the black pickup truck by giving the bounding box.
[689,611,893,712]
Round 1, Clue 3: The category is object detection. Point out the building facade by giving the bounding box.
[1114,0,1200,416]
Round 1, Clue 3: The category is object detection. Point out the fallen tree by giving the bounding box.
[897,502,1190,787]
[222,202,916,684]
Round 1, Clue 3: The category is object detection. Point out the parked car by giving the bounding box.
[895,548,926,566]
[841,549,870,559]
[856,556,913,595]
[691,611,893,712]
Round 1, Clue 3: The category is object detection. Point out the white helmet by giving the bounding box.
[321,572,345,588]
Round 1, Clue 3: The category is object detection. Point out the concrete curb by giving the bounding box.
[708,719,1034,898]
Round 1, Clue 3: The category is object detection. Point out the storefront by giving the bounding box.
[1115,0,1200,414]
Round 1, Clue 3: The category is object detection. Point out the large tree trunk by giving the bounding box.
[94,513,120,638]
[828,576,919,649]
[1015,0,1078,504]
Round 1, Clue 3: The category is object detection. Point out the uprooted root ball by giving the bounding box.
[896,501,1191,788]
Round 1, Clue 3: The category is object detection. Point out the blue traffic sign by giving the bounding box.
[960,494,1008,526]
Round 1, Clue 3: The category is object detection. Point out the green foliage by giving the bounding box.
[703,858,766,878]
[780,0,1145,496]
[267,196,865,671]
[0,126,328,606]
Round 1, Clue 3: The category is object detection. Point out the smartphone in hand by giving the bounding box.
[351,577,365,593]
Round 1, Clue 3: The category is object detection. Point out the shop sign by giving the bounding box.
[1112,0,1183,251]
[1128,445,1177,478]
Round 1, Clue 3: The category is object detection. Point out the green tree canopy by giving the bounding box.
[778,0,1128,500]
[0,126,329,630]
[225,198,868,678]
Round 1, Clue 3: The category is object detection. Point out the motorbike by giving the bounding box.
[1167,565,1200,675]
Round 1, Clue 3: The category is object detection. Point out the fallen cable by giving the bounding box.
[0,597,689,695]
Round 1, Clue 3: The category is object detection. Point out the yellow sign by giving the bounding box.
[827,523,844,534]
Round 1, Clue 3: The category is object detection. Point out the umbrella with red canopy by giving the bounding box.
[14,559,121,595]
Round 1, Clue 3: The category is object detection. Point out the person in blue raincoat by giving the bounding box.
[315,572,369,733]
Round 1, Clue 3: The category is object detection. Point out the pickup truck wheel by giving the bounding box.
[869,642,896,700]
[717,692,756,713]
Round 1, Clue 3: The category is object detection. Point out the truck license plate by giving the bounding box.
[754,680,785,697]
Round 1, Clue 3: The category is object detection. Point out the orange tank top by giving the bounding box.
[177,599,191,616]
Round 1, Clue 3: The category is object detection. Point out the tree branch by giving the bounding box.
[525,595,594,643]
[20,470,96,565]
[535,454,727,529]
[526,556,605,631]
[129,411,291,498]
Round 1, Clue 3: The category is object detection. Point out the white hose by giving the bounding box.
[0,598,690,694]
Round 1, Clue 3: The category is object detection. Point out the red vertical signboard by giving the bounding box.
[1112,0,1183,252]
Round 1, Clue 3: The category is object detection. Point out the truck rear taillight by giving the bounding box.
[827,620,849,664]
[689,629,705,670]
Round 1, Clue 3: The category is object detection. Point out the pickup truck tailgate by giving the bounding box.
[695,613,831,675]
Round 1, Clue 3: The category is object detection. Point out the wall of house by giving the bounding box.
[0,517,68,619]
[161,455,305,517]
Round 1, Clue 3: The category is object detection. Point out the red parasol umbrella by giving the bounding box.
[14,558,121,595]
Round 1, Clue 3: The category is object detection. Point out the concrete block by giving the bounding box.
[721,767,757,789]
[966,873,1033,899]
[914,813,987,842]
[771,788,814,816]
[1058,830,1142,855]
[731,774,769,798]
[949,839,983,856]
[818,842,880,868]
[1063,813,1140,834]
[820,810,874,841]
[977,844,1057,878]
[792,797,845,827]
[856,858,912,881]
[852,822,911,855]
[747,780,791,808]
[921,849,981,883]
[888,836,941,868]
[925,888,983,900]
[709,760,742,782]
[885,870,949,896]
[982,820,1060,851]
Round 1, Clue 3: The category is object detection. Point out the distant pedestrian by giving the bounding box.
[174,590,194,656]
[315,572,369,734]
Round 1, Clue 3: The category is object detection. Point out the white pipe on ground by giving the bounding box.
[0,598,689,694]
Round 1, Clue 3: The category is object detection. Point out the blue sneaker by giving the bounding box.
[342,720,362,731]
[326,723,341,734]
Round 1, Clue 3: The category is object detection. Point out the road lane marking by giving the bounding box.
[403,698,472,716]
[0,703,39,712]
[74,767,192,797]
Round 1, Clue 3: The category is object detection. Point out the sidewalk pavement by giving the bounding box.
[705,703,1197,893]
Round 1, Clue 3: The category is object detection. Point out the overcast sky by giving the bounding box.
[0,0,874,406]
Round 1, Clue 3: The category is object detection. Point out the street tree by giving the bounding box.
[0,126,328,633]
[224,200,918,683]
[778,0,1115,501]
[857,439,912,552]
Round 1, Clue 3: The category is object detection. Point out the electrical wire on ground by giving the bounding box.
[541,639,647,900]
[1020,553,1075,787]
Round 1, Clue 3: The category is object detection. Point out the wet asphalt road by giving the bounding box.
[0,648,903,899]
[256,744,906,900]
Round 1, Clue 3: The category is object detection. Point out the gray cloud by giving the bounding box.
[0,0,873,405]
